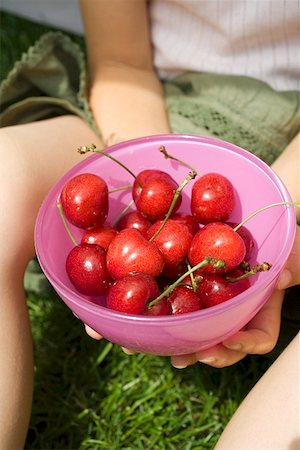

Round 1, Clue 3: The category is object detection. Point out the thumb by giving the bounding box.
[276,268,294,290]
[276,225,300,289]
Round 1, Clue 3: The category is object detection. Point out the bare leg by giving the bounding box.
[215,332,300,450]
[0,116,100,449]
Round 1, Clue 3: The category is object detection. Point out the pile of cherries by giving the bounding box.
[58,145,269,316]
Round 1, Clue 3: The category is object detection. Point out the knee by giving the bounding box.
[0,128,37,264]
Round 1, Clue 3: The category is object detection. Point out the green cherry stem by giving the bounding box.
[226,262,272,282]
[159,145,199,175]
[149,170,197,242]
[109,184,132,194]
[78,144,142,187]
[233,201,300,233]
[112,199,134,227]
[57,201,78,246]
[148,256,225,307]
[185,258,197,292]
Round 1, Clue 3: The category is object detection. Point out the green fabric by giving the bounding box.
[1,31,300,166]
[165,73,300,165]
[0,31,98,134]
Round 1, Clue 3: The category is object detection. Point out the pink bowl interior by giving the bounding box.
[34,135,296,355]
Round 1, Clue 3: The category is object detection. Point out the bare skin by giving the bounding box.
[0,116,101,448]
[0,0,299,448]
[214,333,300,450]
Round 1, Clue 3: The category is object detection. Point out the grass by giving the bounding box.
[26,289,268,450]
[1,10,271,450]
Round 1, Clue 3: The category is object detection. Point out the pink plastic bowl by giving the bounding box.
[34,135,296,355]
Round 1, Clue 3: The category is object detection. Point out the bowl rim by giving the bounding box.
[34,134,296,324]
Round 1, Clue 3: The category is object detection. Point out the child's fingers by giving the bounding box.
[121,347,137,355]
[84,324,103,340]
[223,289,285,354]
[171,288,285,369]
[171,345,246,369]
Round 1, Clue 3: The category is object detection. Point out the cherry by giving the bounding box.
[106,228,165,280]
[147,219,192,267]
[132,169,172,201]
[81,223,118,251]
[227,222,255,261]
[107,272,159,315]
[161,259,187,281]
[144,298,171,316]
[66,243,112,295]
[191,173,235,224]
[168,286,202,314]
[197,269,251,308]
[117,210,152,238]
[170,213,200,236]
[188,222,246,273]
[60,173,108,229]
[133,169,182,221]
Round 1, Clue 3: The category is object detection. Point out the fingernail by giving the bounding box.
[172,363,188,369]
[121,347,135,355]
[223,342,242,350]
[198,357,216,364]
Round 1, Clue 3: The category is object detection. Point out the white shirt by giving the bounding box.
[2,0,300,91]
[149,0,300,91]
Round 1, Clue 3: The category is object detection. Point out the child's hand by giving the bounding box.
[84,226,300,368]
[84,324,103,340]
[171,225,300,369]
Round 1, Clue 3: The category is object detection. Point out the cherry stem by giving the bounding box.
[185,258,197,292]
[78,144,142,187]
[112,199,134,227]
[109,184,132,194]
[234,201,300,232]
[159,145,199,175]
[57,201,78,246]
[225,262,272,282]
[148,256,225,307]
[149,170,197,242]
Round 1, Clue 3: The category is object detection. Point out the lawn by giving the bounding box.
[0,11,271,450]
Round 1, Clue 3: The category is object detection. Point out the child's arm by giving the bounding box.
[80,0,171,145]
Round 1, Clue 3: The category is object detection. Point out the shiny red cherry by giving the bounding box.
[188,222,246,273]
[66,243,112,295]
[106,228,165,280]
[191,173,235,224]
[60,173,108,229]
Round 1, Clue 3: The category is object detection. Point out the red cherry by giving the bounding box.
[107,272,159,315]
[106,228,165,280]
[170,213,200,235]
[161,259,187,281]
[188,222,246,273]
[60,173,108,229]
[117,210,152,238]
[226,222,256,261]
[146,219,192,267]
[197,269,251,308]
[66,243,112,295]
[191,173,235,224]
[133,170,182,221]
[144,298,171,316]
[168,286,202,315]
[132,169,173,202]
[81,224,118,251]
